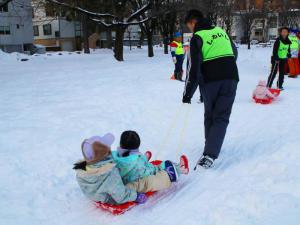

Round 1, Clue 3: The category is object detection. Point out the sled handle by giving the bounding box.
[175,105,191,156]
[157,104,184,159]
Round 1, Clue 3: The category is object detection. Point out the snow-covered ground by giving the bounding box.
[1,46,300,225]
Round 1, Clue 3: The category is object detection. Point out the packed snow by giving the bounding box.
[1,46,300,225]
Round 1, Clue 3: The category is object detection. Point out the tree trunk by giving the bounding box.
[225,20,232,37]
[247,26,251,50]
[147,31,154,57]
[248,41,251,49]
[262,19,268,42]
[82,14,90,54]
[106,29,113,49]
[164,43,168,54]
[163,35,169,54]
[114,26,125,61]
[138,31,144,48]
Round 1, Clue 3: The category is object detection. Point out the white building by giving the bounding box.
[231,13,289,43]
[231,10,300,43]
[0,0,33,53]
[32,1,82,51]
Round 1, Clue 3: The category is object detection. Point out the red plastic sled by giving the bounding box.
[95,160,162,215]
[253,88,281,104]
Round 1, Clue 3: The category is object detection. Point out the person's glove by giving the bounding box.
[135,193,147,204]
[271,56,279,64]
[182,95,191,104]
[172,57,177,64]
[199,95,204,103]
[271,56,280,64]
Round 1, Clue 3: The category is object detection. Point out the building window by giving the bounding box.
[43,24,52,35]
[33,25,39,36]
[254,30,262,37]
[75,22,81,37]
[0,3,8,12]
[0,26,10,35]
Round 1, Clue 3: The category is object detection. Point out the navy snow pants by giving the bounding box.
[201,79,238,159]
[267,59,286,88]
[174,55,184,80]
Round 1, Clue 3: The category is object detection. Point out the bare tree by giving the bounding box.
[279,0,300,28]
[46,0,153,61]
[218,0,236,35]
[260,0,273,42]
[131,0,156,57]
[156,0,184,54]
[237,0,262,49]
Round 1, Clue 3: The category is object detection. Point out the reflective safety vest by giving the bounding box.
[173,41,185,55]
[194,27,234,62]
[289,35,299,51]
[278,41,289,59]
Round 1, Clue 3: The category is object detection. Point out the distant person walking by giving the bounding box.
[170,32,185,81]
[182,10,239,169]
[267,27,291,89]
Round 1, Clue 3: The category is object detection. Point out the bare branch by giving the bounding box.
[127,1,151,22]
[45,0,117,19]
[91,17,152,28]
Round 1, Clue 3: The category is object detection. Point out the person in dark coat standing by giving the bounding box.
[182,10,239,169]
[267,27,291,90]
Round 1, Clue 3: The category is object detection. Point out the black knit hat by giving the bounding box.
[120,131,141,150]
[279,27,289,33]
[184,9,204,24]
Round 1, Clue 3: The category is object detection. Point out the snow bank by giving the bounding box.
[0,47,300,225]
[0,49,30,62]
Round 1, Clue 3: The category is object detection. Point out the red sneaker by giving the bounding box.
[180,155,189,174]
[145,151,152,161]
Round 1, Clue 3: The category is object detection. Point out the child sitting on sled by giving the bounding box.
[112,131,189,187]
[253,80,275,100]
[74,133,188,205]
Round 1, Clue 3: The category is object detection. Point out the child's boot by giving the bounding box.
[179,155,189,174]
[164,160,178,182]
[145,151,152,161]
[178,71,184,81]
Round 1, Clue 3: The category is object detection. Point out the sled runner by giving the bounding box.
[253,88,281,104]
[95,160,162,215]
